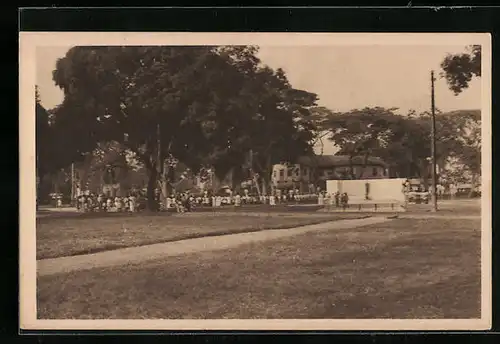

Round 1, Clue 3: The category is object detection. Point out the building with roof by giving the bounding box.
[271,155,389,191]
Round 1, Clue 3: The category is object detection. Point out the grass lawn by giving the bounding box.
[37,218,481,319]
[37,212,367,260]
[408,199,481,215]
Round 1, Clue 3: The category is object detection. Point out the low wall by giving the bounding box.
[326,178,407,204]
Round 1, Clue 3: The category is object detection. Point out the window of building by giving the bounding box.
[372,167,378,176]
[279,169,284,179]
[273,171,277,179]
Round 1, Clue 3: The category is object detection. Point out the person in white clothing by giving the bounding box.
[269,194,276,206]
[318,192,324,205]
[129,194,136,212]
[114,197,122,212]
[97,194,103,211]
[106,197,113,211]
[234,193,241,207]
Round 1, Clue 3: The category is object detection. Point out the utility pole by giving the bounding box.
[70,162,75,206]
[430,70,438,212]
[156,122,162,210]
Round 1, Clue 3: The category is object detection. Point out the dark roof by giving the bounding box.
[297,155,388,168]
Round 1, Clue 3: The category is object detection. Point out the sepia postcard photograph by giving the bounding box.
[19,32,491,331]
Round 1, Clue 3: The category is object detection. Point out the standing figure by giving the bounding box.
[234,193,241,207]
[123,196,129,212]
[187,194,194,212]
[114,197,122,212]
[165,196,172,210]
[318,192,324,206]
[328,193,334,207]
[106,197,113,211]
[129,194,136,212]
[269,193,276,206]
[402,179,411,206]
[87,195,94,212]
[341,192,349,209]
[76,195,81,211]
[82,195,88,212]
[97,194,103,212]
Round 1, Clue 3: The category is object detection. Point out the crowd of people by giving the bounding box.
[73,193,142,213]
[63,188,343,213]
[163,190,322,211]
[159,189,352,211]
[56,179,477,214]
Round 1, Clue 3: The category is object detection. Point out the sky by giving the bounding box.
[36,45,481,155]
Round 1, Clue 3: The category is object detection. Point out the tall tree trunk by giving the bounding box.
[348,155,356,180]
[261,176,268,196]
[146,167,159,211]
[266,156,273,195]
[158,159,170,201]
[468,173,476,198]
[421,161,429,191]
[231,166,242,193]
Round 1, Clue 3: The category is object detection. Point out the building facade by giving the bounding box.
[271,155,389,191]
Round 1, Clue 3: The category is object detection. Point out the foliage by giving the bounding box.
[316,107,424,179]
[317,106,481,184]
[440,45,481,95]
[435,110,481,187]
[50,45,317,208]
[232,65,318,193]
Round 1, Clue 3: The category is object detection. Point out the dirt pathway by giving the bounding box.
[37,217,391,277]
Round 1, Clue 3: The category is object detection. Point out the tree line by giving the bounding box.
[36,45,482,210]
[36,46,318,210]
[311,106,480,190]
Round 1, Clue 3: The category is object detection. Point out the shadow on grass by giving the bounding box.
[38,215,372,260]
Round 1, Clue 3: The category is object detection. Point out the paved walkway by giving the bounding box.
[37,216,391,277]
[398,214,480,220]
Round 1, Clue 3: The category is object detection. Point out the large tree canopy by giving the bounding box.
[440,45,481,95]
[316,106,481,185]
[49,45,317,209]
[315,107,424,179]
